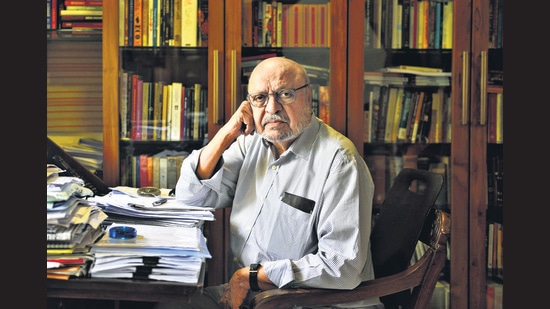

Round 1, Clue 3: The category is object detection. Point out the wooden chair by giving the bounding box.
[249,168,450,309]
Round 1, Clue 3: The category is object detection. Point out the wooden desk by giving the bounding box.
[47,278,202,303]
[47,262,205,308]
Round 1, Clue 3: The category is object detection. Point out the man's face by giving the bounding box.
[248,69,312,144]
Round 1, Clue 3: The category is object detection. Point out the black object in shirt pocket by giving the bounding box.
[281,192,315,214]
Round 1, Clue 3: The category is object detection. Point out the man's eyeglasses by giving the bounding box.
[247,84,309,107]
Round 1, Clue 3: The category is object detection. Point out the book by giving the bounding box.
[410,91,425,143]
[59,10,103,16]
[318,85,330,124]
[391,0,402,49]
[198,0,209,46]
[375,85,390,142]
[262,2,273,47]
[161,83,171,140]
[172,0,183,46]
[141,81,153,140]
[441,0,453,48]
[142,0,150,45]
[390,87,405,143]
[181,0,198,46]
[242,0,253,46]
[416,92,432,142]
[193,83,202,140]
[383,87,399,142]
[64,0,103,5]
[133,0,143,46]
[401,0,411,48]
[496,92,503,143]
[159,156,168,189]
[170,82,183,141]
[368,85,381,142]
[397,89,412,141]
[139,155,149,187]
[166,156,178,189]
[428,87,444,143]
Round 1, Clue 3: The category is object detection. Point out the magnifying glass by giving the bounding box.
[137,187,167,206]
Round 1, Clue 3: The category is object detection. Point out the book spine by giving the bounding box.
[181,0,198,46]
[198,0,208,46]
[397,89,412,141]
[193,83,202,140]
[133,0,143,46]
[170,82,183,140]
[276,2,283,47]
[127,0,134,46]
[383,87,398,142]
[159,156,168,188]
[141,0,150,46]
[442,0,453,48]
[172,0,182,46]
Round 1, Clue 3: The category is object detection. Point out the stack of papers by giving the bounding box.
[89,186,214,227]
[47,164,109,280]
[89,223,211,284]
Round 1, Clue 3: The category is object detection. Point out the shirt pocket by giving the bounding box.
[280,192,316,214]
[265,193,316,260]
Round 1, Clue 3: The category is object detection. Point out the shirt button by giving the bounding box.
[271,165,278,170]
[233,257,239,262]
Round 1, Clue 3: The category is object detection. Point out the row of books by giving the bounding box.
[365,154,451,209]
[47,0,103,31]
[242,1,331,48]
[365,0,454,49]
[120,150,189,189]
[364,84,452,144]
[119,0,208,47]
[120,72,208,142]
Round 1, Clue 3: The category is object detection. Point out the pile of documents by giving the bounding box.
[47,164,108,280]
[89,186,215,227]
[89,223,211,284]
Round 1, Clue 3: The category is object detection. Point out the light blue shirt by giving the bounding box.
[175,117,375,290]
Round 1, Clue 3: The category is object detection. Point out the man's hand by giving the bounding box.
[220,267,250,309]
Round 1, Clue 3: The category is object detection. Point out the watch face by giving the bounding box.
[250,263,260,270]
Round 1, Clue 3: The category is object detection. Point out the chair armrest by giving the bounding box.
[250,251,434,309]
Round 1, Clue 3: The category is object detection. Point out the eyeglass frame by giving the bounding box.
[246,84,309,107]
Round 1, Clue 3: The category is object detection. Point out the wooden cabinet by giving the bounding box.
[101,0,503,305]
[347,0,503,308]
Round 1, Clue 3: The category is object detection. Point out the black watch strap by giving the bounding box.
[249,263,262,291]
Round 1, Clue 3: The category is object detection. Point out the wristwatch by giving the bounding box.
[249,263,262,291]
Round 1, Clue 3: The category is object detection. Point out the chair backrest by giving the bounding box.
[250,168,449,309]
[370,168,444,308]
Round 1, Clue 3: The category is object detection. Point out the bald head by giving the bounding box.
[248,57,309,94]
